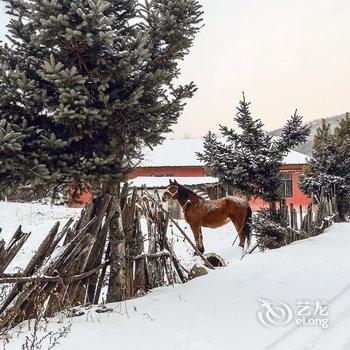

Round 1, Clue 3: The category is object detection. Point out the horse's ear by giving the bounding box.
[169,179,173,184]
[173,179,178,184]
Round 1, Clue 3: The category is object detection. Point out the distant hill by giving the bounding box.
[269,113,349,155]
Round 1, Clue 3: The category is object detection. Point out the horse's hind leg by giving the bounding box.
[231,217,246,248]
[199,227,204,252]
[190,224,204,254]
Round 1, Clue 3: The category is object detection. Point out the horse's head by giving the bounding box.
[162,179,179,202]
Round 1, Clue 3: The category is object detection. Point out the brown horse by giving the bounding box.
[162,180,252,253]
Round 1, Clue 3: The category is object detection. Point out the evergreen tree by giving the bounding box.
[0,0,203,197]
[197,94,310,204]
[334,112,350,154]
[313,119,332,152]
[300,117,350,219]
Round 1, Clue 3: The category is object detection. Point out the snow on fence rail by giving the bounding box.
[0,184,196,331]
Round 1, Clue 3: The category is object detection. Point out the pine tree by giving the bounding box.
[334,112,350,154]
[313,119,332,152]
[0,0,203,197]
[197,94,310,204]
[300,117,350,220]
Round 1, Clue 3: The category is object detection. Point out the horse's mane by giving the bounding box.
[177,184,203,200]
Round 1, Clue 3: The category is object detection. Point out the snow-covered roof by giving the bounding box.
[140,138,309,167]
[282,150,309,165]
[128,176,219,188]
[141,138,203,167]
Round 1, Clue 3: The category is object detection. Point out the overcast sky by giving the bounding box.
[1,1,349,138]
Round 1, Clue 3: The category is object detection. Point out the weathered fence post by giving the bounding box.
[0,226,31,275]
[106,192,127,303]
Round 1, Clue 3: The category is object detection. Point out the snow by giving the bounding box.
[228,195,249,206]
[141,138,309,167]
[141,138,204,167]
[282,149,309,165]
[1,202,350,350]
[0,202,81,272]
[128,176,219,188]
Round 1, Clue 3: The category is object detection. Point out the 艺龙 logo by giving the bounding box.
[257,299,329,329]
[257,298,293,328]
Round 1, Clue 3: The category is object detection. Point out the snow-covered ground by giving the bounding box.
[1,202,350,350]
[0,202,81,272]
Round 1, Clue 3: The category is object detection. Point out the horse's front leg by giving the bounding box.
[190,224,204,254]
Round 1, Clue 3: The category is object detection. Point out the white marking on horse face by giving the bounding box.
[162,185,178,202]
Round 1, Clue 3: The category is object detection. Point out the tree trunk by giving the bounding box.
[106,180,127,303]
[269,201,277,213]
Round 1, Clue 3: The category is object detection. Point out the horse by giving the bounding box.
[161,179,252,253]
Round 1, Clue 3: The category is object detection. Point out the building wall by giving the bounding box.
[130,164,311,211]
[248,165,311,211]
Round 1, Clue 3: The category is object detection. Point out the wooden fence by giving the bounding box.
[283,187,339,236]
[255,187,340,252]
[0,184,193,330]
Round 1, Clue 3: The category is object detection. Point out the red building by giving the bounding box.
[129,138,311,212]
[248,164,310,211]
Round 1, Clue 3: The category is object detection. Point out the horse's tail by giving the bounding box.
[243,206,252,248]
